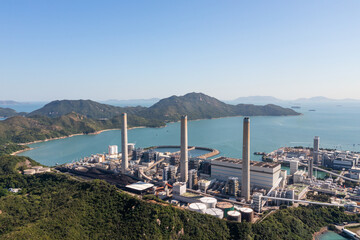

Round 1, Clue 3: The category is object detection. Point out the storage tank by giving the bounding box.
[205,208,224,219]
[200,197,217,209]
[189,203,207,213]
[239,207,254,222]
[227,210,241,222]
[216,202,234,217]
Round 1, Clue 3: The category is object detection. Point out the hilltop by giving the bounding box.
[28,99,145,119]
[0,107,23,118]
[139,93,299,121]
[29,93,299,122]
[0,113,164,144]
[0,93,299,144]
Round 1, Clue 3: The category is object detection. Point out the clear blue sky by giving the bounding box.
[1,1,359,101]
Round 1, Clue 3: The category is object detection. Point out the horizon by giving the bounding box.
[1,1,360,101]
[1,94,360,103]
[1,93,360,103]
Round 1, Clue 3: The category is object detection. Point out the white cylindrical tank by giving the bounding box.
[205,208,224,219]
[239,207,254,223]
[227,210,241,222]
[200,197,217,209]
[189,203,207,213]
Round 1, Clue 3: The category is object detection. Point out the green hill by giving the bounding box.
[28,99,145,119]
[139,92,300,121]
[0,107,20,118]
[0,113,164,144]
[0,155,358,240]
[0,93,299,144]
[28,93,300,122]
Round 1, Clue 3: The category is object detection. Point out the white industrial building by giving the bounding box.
[211,157,281,190]
[108,145,118,155]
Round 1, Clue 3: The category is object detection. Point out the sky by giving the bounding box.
[1,1,360,101]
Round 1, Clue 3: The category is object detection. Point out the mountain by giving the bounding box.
[0,113,164,144]
[28,100,146,119]
[140,93,237,121]
[0,93,298,144]
[0,107,18,118]
[101,98,160,107]
[139,93,299,121]
[28,94,299,122]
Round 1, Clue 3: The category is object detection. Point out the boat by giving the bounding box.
[291,106,301,109]
[309,109,316,111]
[254,152,266,155]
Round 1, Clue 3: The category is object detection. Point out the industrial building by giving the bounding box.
[211,157,281,189]
[121,113,128,174]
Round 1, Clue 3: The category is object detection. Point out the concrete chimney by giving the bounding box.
[121,113,128,174]
[309,158,313,180]
[180,115,188,183]
[242,117,250,202]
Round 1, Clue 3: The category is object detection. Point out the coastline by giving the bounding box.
[313,227,328,240]
[11,148,34,156]
[14,126,147,155]
[13,113,301,156]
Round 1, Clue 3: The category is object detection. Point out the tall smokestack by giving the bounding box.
[121,113,128,174]
[242,117,250,202]
[180,115,188,183]
[309,159,313,180]
[313,136,320,164]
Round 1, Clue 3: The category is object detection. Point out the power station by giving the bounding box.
[121,113,128,174]
[180,115,188,183]
[242,117,250,202]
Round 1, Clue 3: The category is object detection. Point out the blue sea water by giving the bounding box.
[318,231,349,240]
[0,102,46,113]
[19,103,360,167]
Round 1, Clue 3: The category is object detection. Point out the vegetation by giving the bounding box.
[344,180,359,188]
[0,112,164,144]
[28,99,145,119]
[140,93,300,122]
[0,144,28,156]
[0,107,22,118]
[0,155,358,240]
[306,191,331,203]
[0,93,300,145]
[0,155,40,174]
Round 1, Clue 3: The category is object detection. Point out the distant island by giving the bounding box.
[0,92,299,144]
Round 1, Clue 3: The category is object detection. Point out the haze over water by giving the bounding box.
[19,103,360,167]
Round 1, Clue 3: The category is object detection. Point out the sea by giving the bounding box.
[317,231,349,240]
[17,102,360,165]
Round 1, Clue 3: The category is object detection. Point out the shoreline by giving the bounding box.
[15,126,147,155]
[13,113,301,155]
[313,227,328,240]
[11,147,34,156]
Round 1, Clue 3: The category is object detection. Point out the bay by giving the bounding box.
[19,103,360,168]
[318,231,349,240]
